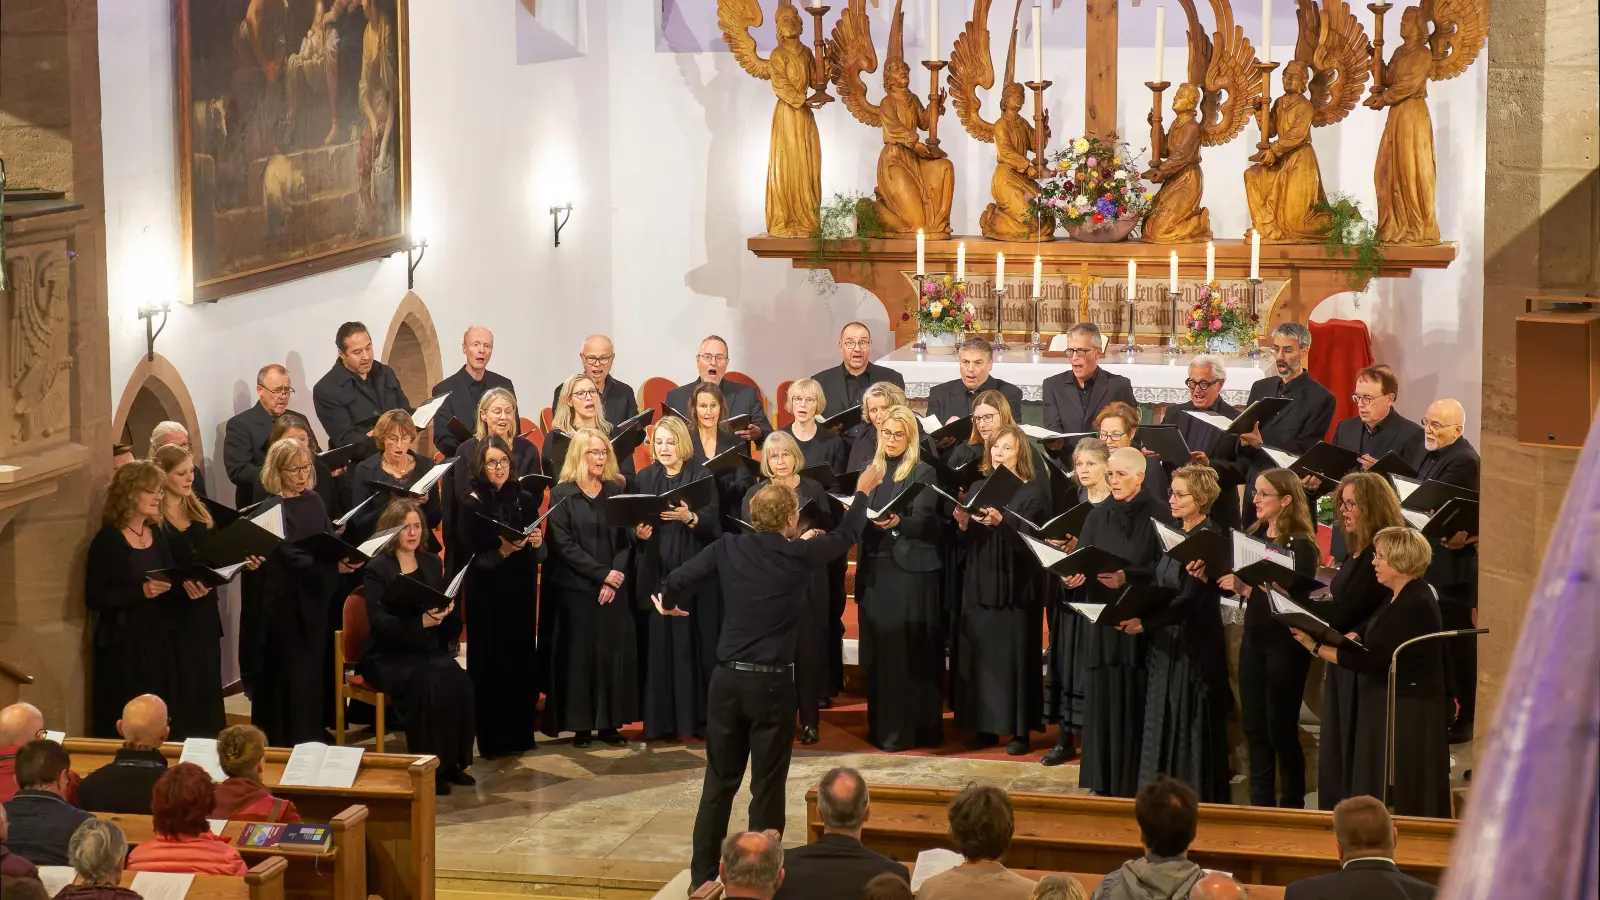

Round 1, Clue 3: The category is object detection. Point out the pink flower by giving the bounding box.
[1209,318,1223,330]
[1226,297,1239,308]
[1086,156,1099,168]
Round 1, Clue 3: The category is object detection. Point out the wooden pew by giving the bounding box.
[1015,870,1285,900]
[96,805,366,900]
[117,858,288,900]
[807,785,1456,886]
[65,739,434,900]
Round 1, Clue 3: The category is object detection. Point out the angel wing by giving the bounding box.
[1293,0,1321,68]
[718,0,771,81]
[1427,0,1487,81]
[8,256,48,388]
[1200,0,1263,146]
[1175,0,1216,125]
[1308,0,1371,125]
[948,0,999,143]
[829,0,883,127]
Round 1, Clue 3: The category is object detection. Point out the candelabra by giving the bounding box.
[912,274,927,351]
[1145,81,1171,162]
[993,284,1010,352]
[1246,278,1265,359]
[1366,3,1394,103]
[1252,60,1281,163]
[806,6,835,108]
[1165,289,1184,357]
[1030,295,1047,352]
[924,61,949,158]
[1123,286,1143,355]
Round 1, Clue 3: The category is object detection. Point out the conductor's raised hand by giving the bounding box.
[1097,569,1127,589]
[856,464,886,496]
[651,593,690,617]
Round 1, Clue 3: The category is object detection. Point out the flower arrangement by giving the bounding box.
[1032,135,1154,232]
[902,275,976,337]
[1184,285,1260,350]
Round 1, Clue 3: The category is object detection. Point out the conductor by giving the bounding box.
[657,464,884,892]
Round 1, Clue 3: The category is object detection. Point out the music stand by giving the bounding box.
[1385,627,1489,811]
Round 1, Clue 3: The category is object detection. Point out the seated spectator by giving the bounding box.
[719,831,785,900]
[862,872,914,900]
[1,740,92,866]
[1284,796,1436,899]
[210,725,300,823]
[125,763,247,876]
[916,785,1036,900]
[1031,876,1090,900]
[773,768,908,900]
[77,695,170,814]
[56,819,141,900]
[0,804,41,880]
[2,875,49,900]
[1092,775,1204,900]
[1190,873,1248,900]
[0,704,47,802]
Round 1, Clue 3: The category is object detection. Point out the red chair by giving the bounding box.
[519,416,544,452]
[723,371,768,419]
[538,407,555,434]
[640,377,678,417]
[775,380,796,430]
[1308,319,1375,440]
[334,590,389,752]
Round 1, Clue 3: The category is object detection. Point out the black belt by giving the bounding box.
[722,661,792,674]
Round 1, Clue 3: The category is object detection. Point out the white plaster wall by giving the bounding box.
[99,0,1484,490]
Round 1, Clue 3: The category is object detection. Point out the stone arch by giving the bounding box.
[112,354,204,462]
[381,290,445,407]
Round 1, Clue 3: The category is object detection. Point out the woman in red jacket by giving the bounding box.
[209,725,300,823]
[126,764,248,876]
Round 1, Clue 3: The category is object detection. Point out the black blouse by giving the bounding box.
[545,480,632,593]
[1242,533,1321,636]
[1335,578,1447,697]
[85,523,179,648]
[1318,544,1389,633]
[361,552,460,662]
[348,450,444,546]
[782,423,847,476]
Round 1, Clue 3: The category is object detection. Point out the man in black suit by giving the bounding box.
[1,741,92,866]
[1041,322,1137,459]
[430,326,515,458]
[76,695,168,815]
[1167,355,1248,531]
[810,322,905,459]
[1305,365,1426,499]
[1417,398,1479,743]
[149,422,209,500]
[665,335,773,443]
[550,334,640,428]
[773,768,909,900]
[312,321,413,465]
[925,337,1023,452]
[1285,796,1436,899]
[223,364,294,507]
[1238,322,1337,524]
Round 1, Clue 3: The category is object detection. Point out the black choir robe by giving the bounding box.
[444,435,540,578]
[431,366,516,458]
[1166,399,1247,532]
[1312,544,1389,810]
[631,461,721,740]
[84,525,181,738]
[783,423,847,476]
[925,376,1024,437]
[1238,531,1321,808]
[311,359,412,465]
[666,379,774,440]
[542,481,639,735]
[1041,366,1139,462]
[809,362,905,460]
[689,429,755,534]
[346,451,444,548]
[1045,487,1110,737]
[550,376,640,435]
[223,402,280,508]
[1414,435,1480,734]
[781,423,848,693]
[460,477,546,756]
[1239,371,1336,523]
[159,518,228,739]
[360,553,475,772]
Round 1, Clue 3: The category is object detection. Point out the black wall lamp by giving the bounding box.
[138,299,171,362]
[406,238,428,290]
[550,203,573,247]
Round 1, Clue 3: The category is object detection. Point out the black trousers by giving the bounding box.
[1439,595,1477,734]
[1239,631,1311,808]
[690,666,796,887]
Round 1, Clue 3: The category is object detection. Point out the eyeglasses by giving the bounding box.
[572,389,600,399]
[973,413,999,425]
[582,354,614,365]
[842,341,871,350]
[285,464,313,476]
[585,448,610,458]
[258,385,295,397]
[1184,378,1221,390]
[1169,489,1192,499]
[879,428,908,441]
[1257,490,1282,500]
[1350,394,1390,406]
[141,487,166,497]
[484,458,511,471]
[698,353,729,364]
[1337,498,1359,510]
[1420,418,1460,431]
[1063,347,1095,358]
[1098,430,1127,441]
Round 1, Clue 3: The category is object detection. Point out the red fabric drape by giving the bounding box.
[1308,319,1374,440]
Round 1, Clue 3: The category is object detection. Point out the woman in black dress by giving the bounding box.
[1216,467,1321,808]
[543,373,618,478]
[360,498,476,792]
[632,416,720,741]
[1062,447,1164,797]
[255,414,346,516]
[952,424,1049,755]
[781,377,848,699]
[347,411,443,548]
[856,405,945,752]
[1126,464,1231,802]
[85,461,207,737]
[845,382,910,472]
[739,431,833,745]
[686,383,754,533]
[1314,472,1406,810]
[459,435,545,757]
[1043,437,1113,766]
[1094,402,1170,506]
[544,428,639,747]
[446,388,541,577]
[1292,526,1451,816]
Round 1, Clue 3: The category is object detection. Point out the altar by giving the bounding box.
[877,345,1268,407]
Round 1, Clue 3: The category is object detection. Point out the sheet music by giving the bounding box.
[43,729,64,743]
[180,737,227,781]
[1391,474,1421,503]
[38,866,76,898]
[1019,424,1090,441]
[1262,446,1296,469]
[1186,409,1236,431]
[213,562,247,581]
[409,458,457,495]
[1069,602,1108,623]
[356,526,402,558]
[1153,519,1186,553]
[1402,509,1432,529]
[909,848,964,891]
[917,413,942,433]
[411,393,450,429]
[831,493,855,508]
[1261,542,1294,568]
[251,502,286,539]
[334,493,377,527]
[1268,588,1326,623]
[1021,533,1069,568]
[316,745,364,788]
[444,563,471,599]
[129,872,195,900]
[1231,530,1273,570]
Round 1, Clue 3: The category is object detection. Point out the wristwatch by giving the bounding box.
[1311,641,1323,656]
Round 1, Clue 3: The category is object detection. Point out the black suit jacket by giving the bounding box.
[1284,858,1437,900]
[76,747,168,815]
[1240,371,1336,523]
[1331,411,1427,481]
[223,403,280,507]
[811,362,905,455]
[666,379,774,440]
[1042,366,1138,438]
[1416,436,1480,599]
[312,359,412,463]
[2,790,95,865]
[772,833,910,900]
[430,366,516,458]
[550,376,640,432]
[926,376,1024,425]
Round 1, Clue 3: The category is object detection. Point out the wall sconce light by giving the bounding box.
[406,237,428,290]
[137,299,171,362]
[550,203,574,248]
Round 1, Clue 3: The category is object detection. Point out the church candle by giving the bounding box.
[1154,6,1167,84]
[1127,259,1137,300]
[916,229,926,276]
[930,0,940,60]
[1169,251,1179,293]
[1251,231,1261,280]
[996,252,1006,291]
[956,242,966,281]
[1033,255,1043,299]
[1205,241,1216,284]
[1032,4,1043,82]
[1261,0,1272,63]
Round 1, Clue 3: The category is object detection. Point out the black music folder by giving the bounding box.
[720,413,755,433]
[1137,425,1193,468]
[1019,534,1130,579]
[518,473,555,496]
[1067,588,1169,627]
[1406,497,1479,539]
[660,402,689,422]
[1153,519,1231,577]
[444,418,474,444]
[147,564,242,589]
[921,414,974,444]
[1230,530,1321,593]
[930,455,985,494]
[1226,397,1294,435]
[1007,502,1093,541]
[837,481,928,522]
[200,497,242,530]
[194,515,283,568]
[1288,441,1360,482]
[797,463,839,488]
[704,445,760,476]
[818,405,864,432]
[1393,475,1480,513]
[475,497,565,542]
[385,564,472,614]
[318,442,363,471]
[933,465,1023,513]
[1268,588,1362,647]
[1367,450,1419,479]
[604,476,718,529]
[542,431,572,477]
[610,409,656,458]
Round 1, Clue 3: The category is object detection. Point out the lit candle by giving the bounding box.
[916,229,926,276]
[1250,231,1261,280]
[996,252,1006,291]
[1033,255,1043,298]
[956,241,966,281]
[1154,6,1167,84]
[1032,3,1043,82]
[1261,0,1272,64]
[930,0,940,60]
[1169,251,1179,293]
[1127,259,1137,300]
[1205,240,1216,284]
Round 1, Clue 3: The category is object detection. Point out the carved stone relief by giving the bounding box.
[4,243,75,454]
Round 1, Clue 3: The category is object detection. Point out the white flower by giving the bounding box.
[964,302,977,315]
[1114,169,1128,180]
[1075,194,1090,207]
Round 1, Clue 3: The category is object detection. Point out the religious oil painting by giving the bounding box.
[177,0,410,302]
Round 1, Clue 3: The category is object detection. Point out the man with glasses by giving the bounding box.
[313,321,413,468]
[223,364,294,507]
[551,334,639,428]
[150,421,209,500]
[1306,365,1425,500]
[811,322,904,459]
[666,335,773,442]
[1416,398,1480,743]
[431,326,515,458]
[1237,322,1335,525]
[1167,355,1247,530]
[1041,323,1137,459]
[925,338,1023,449]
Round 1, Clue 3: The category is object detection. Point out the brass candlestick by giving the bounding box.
[1252,60,1280,161]
[923,60,949,158]
[1366,3,1393,102]
[1025,79,1053,165]
[1165,289,1183,356]
[806,6,835,107]
[1123,285,1144,355]
[1246,277,1266,359]
[1031,295,1047,352]
[992,284,1010,352]
[1145,81,1171,162]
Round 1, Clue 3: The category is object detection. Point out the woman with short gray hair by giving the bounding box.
[57,819,140,900]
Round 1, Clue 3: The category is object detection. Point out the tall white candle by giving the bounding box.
[1154,6,1167,84]
[1205,241,1216,284]
[996,252,1006,291]
[1169,251,1179,292]
[1261,0,1272,63]
[1127,259,1137,300]
[916,229,926,276]
[1250,231,1262,280]
[1032,4,1043,82]
[1033,255,1043,298]
[930,0,940,60]
[956,242,966,281]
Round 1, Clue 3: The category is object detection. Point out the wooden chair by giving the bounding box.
[519,416,544,452]
[775,380,796,430]
[334,590,388,753]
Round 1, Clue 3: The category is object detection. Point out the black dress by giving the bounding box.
[783,423,847,475]
[347,451,445,548]
[1338,579,1451,817]
[856,455,946,751]
[1314,544,1389,810]
[542,480,639,736]
[632,461,721,740]
[1139,521,1232,803]
[1237,532,1321,808]
[249,493,342,746]
[360,553,475,772]
[952,471,1049,741]
[444,435,540,578]
[690,429,754,534]
[85,524,181,739]
[460,477,545,756]
[782,423,849,694]
[160,518,229,739]
[1078,491,1164,797]
[1045,487,1109,739]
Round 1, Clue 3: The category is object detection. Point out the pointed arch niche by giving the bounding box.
[381,291,445,452]
[112,354,204,463]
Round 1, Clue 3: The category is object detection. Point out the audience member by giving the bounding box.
[1041,322,1137,454]
[0,804,40,880]
[916,785,1036,900]
[150,421,208,499]
[1284,796,1436,899]
[210,725,300,823]
[666,336,773,442]
[862,872,914,900]
[720,831,785,900]
[224,364,294,507]
[1091,775,1204,900]
[126,763,248,875]
[0,704,48,802]
[2,740,92,866]
[772,768,908,900]
[1237,323,1336,524]
[1190,873,1249,900]
[1,874,48,900]
[810,322,904,458]
[1031,875,1090,900]
[552,334,639,429]
[926,339,1023,439]
[111,444,135,470]
[312,321,412,467]
[77,695,169,814]
[56,819,140,900]
[432,327,515,458]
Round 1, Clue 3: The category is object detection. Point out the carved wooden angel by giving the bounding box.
[1367,0,1486,245]
[8,253,74,443]
[719,0,822,239]
[829,0,954,238]
[949,0,1050,240]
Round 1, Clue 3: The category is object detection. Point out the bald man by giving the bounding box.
[431,326,516,457]
[0,704,46,802]
[77,695,171,814]
[551,334,639,429]
[1417,398,1480,742]
[1191,873,1249,900]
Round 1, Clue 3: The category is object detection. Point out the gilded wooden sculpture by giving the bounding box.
[1367,0,1486,245]
[1143,83,1213,243]
[720,0,824,239]
[830,0,955,238]
[949,0,1050,241]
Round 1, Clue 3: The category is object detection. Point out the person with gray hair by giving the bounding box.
[1041,321,1138,462]
[1236,320,1334,527]
[55,819,139,900]
[1165,354,1249,530]
[223,362,294,506]
[720,831,785,900]
[773,768,909,900]
[149,421,208,499]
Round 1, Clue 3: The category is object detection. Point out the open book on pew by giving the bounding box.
[1402,496,1480,539]
[916,413,973,444]
[1007,502,1093,541]
[833,480,928,522]
[237,822,334,851]
[476,497,566,542]
[180,737,228,781]
[363,458,455,499]
[927,465,1023,514]
[1231,530,1321,593]
[1392,475,1480,512]
[1153,519,1231,575]
[1136,425,1192,467]
[817,405,863,432]
[1267,587,1362,648]
[1182,397,1293,435]
[279,742,364,789]
[410,393,451,430]
[1019,533,1130,578]
[603,475,717,528]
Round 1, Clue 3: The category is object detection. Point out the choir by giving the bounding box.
[85,320,1474,814]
